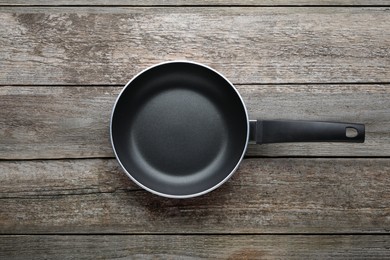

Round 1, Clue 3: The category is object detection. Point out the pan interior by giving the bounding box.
[111,62,248,197]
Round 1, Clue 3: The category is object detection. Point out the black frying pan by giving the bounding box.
[110,61,365,198]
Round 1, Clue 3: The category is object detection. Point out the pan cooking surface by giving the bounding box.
[111,62,248,197]
[132,88,226,176]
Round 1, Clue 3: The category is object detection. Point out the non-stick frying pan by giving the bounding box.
[110,61,365,198]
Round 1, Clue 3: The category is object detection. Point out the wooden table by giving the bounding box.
[1,1,390,259]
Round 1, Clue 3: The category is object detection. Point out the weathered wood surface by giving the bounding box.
[0,85,388,159]
[1,0,390,6]
[1,3,389,259]
[1,235,390,260]
[1,158,389,234]
[1,8,389,85]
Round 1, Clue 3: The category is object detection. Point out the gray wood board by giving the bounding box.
[1,158,389,233]
[0,85,388,159]
[1,235,390,259]
[0,7,389,85]
[1,0,390,5]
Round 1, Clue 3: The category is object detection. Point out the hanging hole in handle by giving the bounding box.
[346,127,358,138]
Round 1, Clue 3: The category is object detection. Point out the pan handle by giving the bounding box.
[249,120,365,144]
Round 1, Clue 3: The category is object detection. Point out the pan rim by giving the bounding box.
[110,60,249,198]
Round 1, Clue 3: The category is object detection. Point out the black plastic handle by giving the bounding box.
[249,120,365,144]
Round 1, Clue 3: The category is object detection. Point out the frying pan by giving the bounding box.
[110,61,365,198]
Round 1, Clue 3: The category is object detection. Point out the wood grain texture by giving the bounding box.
[0,7,389,85]
[1,0,390,6]
[1,158,389,234]
[1,3,388,258]
[1,235,390,259]
[0,85,388,159]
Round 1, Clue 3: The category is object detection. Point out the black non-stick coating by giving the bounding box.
[111,62,248,197]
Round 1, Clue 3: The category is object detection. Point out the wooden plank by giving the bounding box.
[1,235,390,259]
[0,85,388,159]
[1,0,390,6]
[0,7,389,85]
[0,158,389,233]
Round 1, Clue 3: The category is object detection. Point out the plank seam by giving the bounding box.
[2,188,390,200]
[1,82,390,87]
[1,5,390,8]
[0,156,390,162]
[0,232,389,236]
